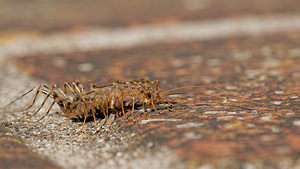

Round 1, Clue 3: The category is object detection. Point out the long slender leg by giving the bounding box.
[53,84,67,99]
[89,80,96,89]
[16,93,51,121]
[72,82,81,94]
[75,79,85,93]
[91,108,98,133]
[131,98,135,119]
[106,104,111,128]
[142,100,146,117]
[25,101,55,124]
[64,82,76,97]
[9,84,49,113]
[103,99,109,123]
[121,97,125,116]
[151,98,158,112]
[75,112,87,134]
[48,116,70,131]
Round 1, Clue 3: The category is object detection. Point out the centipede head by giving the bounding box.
[142,87,163,106]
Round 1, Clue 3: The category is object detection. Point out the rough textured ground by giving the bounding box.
[0,0,300,169]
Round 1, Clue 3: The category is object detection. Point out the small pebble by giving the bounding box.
[176,122,204,128]
[293,120,300,126]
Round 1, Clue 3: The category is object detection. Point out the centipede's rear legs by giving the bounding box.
[24,84,71,124]
[7,83,50,114]
[21,85,55,122]
[25,101,56,124]
[9,84,57,123]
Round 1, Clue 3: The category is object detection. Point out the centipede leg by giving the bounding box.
[89,80,96,89]
[16,92,51,121]
[142,100,146,117]
[53,84,68,99]
[9,84,50,113]
[25,100,55,124]
[75,79,85,93]
[103,100,109,123]
[72,82,81,94]
[75,111,87,134]
[64,82,76,97]
[48,116,71,131]
[151,99,158,112]
[1,88,34,110]
[91,108,98,133]
[106,105,111,128]
[121,97,125,116]
[131,98,135,119]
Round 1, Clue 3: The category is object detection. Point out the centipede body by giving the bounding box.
[3,78,176,134]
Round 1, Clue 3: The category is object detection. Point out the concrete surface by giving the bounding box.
[0,0,300,169]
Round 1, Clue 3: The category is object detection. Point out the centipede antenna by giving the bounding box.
[163,92,225,99]
[160,85,224,96]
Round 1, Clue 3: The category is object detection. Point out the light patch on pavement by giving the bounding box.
[1,14,300,58]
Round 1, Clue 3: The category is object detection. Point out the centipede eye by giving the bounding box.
[147,93,152,99]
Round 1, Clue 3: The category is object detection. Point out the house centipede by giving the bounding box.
[2,78,225,134]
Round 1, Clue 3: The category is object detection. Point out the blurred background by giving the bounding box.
[1,1,300,169]
[1,0,300,86]
[1,0,299,32]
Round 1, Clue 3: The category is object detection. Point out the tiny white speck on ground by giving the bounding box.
[204,111,227,114]
[77,63,94,72]
[290,96,299,99]
[185,132,203,139]
[260,116,271,121]
[141,118,182,124]
[274,90,284,94]
[289,48,300,58]
[272,101,282,105]
[293,120,300,126]
[176,122,204,128]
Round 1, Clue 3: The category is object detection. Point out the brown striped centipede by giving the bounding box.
[2,78,224,134]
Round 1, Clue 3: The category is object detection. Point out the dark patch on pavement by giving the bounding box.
[0,124,61,169]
